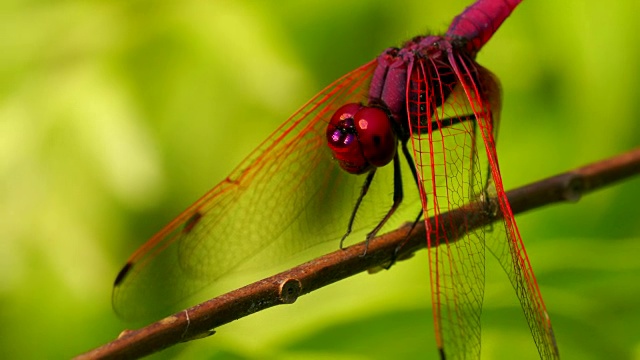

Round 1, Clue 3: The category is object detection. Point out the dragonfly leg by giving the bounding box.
[361,151,405,256]
[480,176,499,233]
[412,113,480,134]
[339,169,377,250]
[462,111,496,203]
[401,138,421,194]
[468,111,500,230]
[377,210,423,271]
[384,139,425,266]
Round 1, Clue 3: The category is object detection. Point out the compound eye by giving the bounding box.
[352,107,397,167]
[326,104,396,174]
[326,103,369,174]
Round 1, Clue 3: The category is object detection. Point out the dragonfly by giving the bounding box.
[113,0,559,358]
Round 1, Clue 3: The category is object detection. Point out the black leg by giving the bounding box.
[401,138,421,195]
[386,139,425,263]
[467,112,497,225]
[413,113,480,134]
[363,151,404,247]
[340,169,377,249]
[381,208,423,270]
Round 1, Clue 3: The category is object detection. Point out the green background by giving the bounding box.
[1,0,639,359]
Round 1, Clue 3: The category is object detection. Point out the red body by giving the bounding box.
[448,0,523,54]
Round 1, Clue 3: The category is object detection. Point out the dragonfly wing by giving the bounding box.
[112,60,403,321]
[448,52,560,358]
[407,55,487,358]
[409,48,558,359]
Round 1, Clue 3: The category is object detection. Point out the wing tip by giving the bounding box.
[114,262,134,287]
[439,347,446,360]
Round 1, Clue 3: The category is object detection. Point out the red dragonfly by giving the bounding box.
[113,0,559,358]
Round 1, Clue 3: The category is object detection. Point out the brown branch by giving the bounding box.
[75,147,640,360]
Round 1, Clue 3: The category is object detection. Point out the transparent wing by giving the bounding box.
[452,54,560,359]
[408,50,558,359]
[407,54,486,359]
[112,60,409,321]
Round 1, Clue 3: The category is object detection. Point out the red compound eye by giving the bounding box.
[326,103,397,174]
[353,107,397,167]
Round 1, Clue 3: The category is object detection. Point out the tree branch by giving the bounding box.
[76,147,640,360]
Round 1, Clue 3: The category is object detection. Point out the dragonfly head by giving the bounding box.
[326,103,397,174]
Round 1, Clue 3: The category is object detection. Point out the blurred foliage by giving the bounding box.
[1,0,639,359]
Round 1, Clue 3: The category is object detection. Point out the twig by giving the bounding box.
[75,147,640,360]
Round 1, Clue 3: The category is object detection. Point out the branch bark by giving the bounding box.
[76,147,640,360]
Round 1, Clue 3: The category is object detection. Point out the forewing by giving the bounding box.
[112,61,393,321]
[407,54,486,359]
[451,54,560,358]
